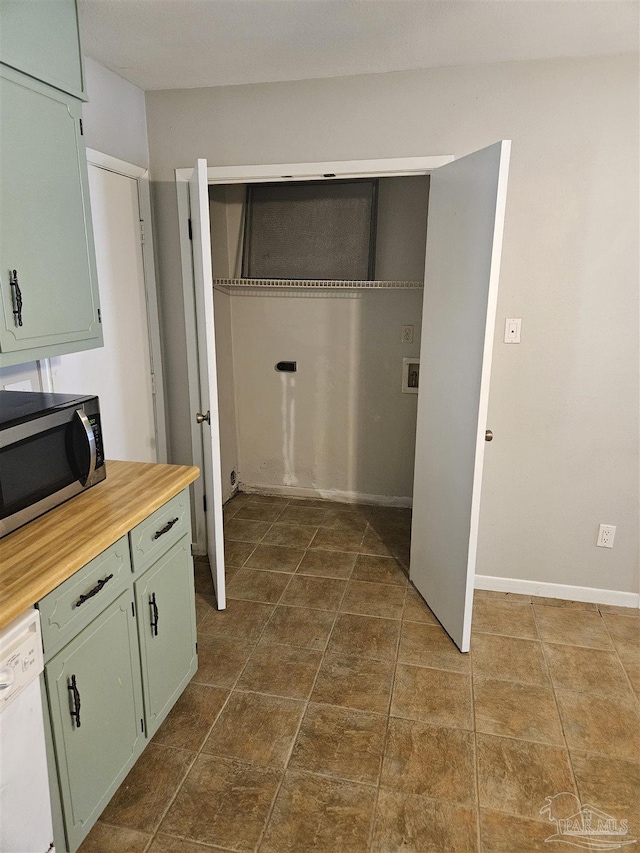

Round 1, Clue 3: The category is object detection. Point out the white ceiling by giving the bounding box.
[79,0,639,91]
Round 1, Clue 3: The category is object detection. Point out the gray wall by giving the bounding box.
[209,177,428,502]
[83,57,149,167]
[146,52,639,595]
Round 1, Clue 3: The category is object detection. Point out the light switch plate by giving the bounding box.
[504,318,522,343]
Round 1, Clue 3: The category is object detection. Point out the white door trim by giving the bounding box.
[175,155,453,187]
[176,154,454,554]
[83,148,168,463]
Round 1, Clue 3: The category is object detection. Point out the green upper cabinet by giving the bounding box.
[0,0,86,99]
[0,66,102,365]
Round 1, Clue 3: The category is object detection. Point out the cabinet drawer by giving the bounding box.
[129,489,191,576]
[38,536,131,660]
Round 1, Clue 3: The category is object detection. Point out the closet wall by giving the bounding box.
[210,176,429,504]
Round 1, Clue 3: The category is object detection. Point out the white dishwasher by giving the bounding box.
[0,609,54,853]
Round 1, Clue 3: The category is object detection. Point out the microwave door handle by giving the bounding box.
[74,409,97,486]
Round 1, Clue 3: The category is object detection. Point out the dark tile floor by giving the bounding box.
[80,492,640,853]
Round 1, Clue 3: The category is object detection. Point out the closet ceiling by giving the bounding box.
[78,0,638,91]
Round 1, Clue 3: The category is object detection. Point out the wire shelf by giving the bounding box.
[213,278,423,291]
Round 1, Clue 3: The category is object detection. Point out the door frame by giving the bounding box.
[40,150,168,463]
[175,155,453,554]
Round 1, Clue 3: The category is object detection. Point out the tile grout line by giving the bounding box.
[531,604,581,804]
[253,525,356,852]
[194,496,414,851]
[598,610,640,711]
[367,579,407,851]
[153,501,300,852]
[470,626,484,853]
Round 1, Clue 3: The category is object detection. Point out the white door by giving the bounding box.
[189,159,226,609]
[50,165,157,462]
[410,140,511,652]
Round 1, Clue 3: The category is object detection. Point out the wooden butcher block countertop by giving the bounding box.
[0,460,200,629]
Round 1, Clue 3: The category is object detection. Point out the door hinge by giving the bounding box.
[195,641,198,655]
[97,308,102,324]
[131,601,136,617]
[150,373,156,396]
[203,494,207,513]
[140,220,145,245]
[140,718,144,734]
[188,218,193,241]
[79,118,83,135]
[190,543,196,556]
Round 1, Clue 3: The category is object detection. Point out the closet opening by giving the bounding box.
[182,142,510,650]
[208,173,430,578]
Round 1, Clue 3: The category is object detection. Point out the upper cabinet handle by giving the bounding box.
[9,270,23,327]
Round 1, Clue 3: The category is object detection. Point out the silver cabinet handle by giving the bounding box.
[196,411,210,425]
[485,430,493,442]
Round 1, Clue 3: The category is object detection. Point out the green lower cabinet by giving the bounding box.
[45,590,145,852]
[135,534,198,737]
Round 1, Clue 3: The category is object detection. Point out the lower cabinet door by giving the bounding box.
[135,535,197,737]
[45,590,144,852]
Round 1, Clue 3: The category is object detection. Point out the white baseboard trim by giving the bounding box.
[475,574,640,609]
[238,481,412,508]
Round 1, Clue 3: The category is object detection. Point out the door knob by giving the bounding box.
[196,411,210,425]
[485,430,493,441]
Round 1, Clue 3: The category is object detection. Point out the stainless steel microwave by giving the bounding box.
[0,391,106,538]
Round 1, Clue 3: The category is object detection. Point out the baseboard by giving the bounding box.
[238,481,412,508]
[475,574,640,609]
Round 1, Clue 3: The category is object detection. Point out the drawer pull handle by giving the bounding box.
[68,674,81,728]
[150,592,159,636]
[75,574,114,608]
[153,517,179,540]
[9,270,23,327]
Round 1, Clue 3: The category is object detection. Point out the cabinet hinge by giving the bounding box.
[150,373,156,396]
[79,118,84,135]
[140,220,145,245]
[188,218,193,241]
[131,601,135,618]
[97,308,102,324]
[141,718,144,734]
[195,641,198,655]
[203,494,207,513]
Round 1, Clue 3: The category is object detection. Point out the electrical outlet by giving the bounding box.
[504,318,522,344]
[402,325,414,344]
[596,524,616,548]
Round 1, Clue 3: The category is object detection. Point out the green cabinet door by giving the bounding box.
[45,591,144,853]
[0,65,102,366]
[0,0,85,99]
[135,535,198,737]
